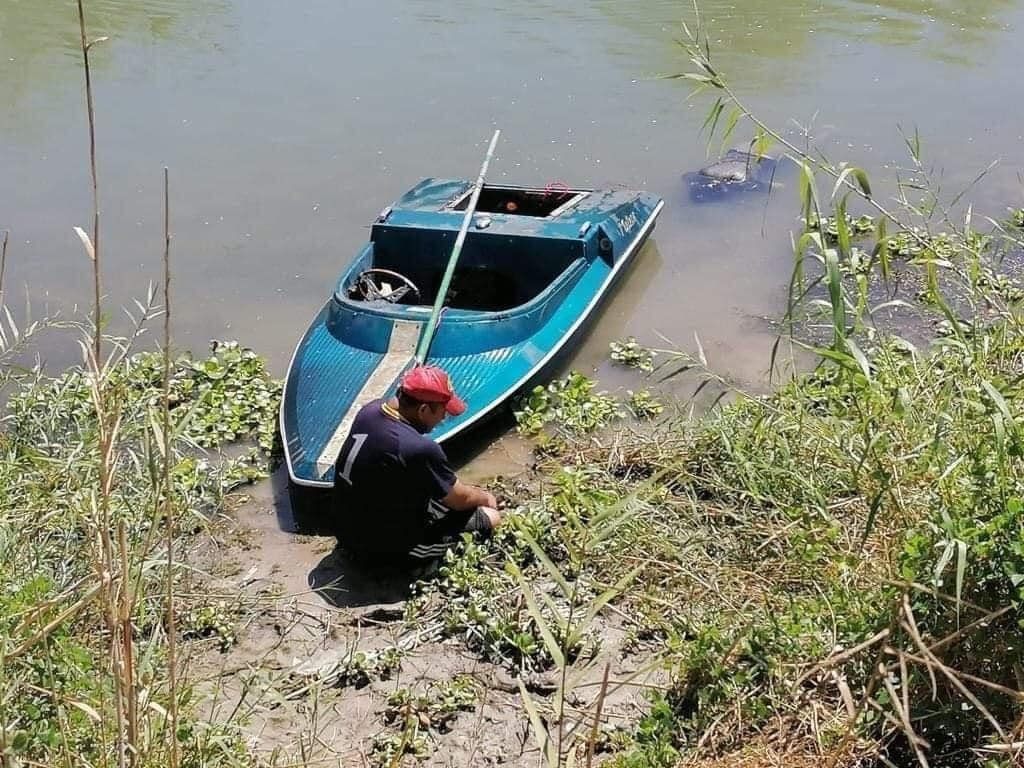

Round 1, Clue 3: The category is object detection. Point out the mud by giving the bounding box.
[184,467,665,766]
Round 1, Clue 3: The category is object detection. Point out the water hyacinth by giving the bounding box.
[7,340,281,477]
[514,371,625,437]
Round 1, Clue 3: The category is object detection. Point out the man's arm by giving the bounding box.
[441,478,497,511]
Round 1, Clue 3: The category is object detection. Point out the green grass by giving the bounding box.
[0,339,280,768]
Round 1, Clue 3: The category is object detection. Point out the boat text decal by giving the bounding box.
[614,211,638,236]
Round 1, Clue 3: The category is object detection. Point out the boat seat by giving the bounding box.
[437,267,521,311]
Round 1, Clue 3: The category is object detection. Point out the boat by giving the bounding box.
[280,175,664,491]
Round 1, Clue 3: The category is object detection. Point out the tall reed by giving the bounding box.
[162,166,180,768]
[75,0,103,368]
[74,3,125,766]
[74,3,141,764]
[1,230,8,304]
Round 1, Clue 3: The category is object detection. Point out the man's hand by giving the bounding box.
[443,479,498,512]
[481,505,502,529]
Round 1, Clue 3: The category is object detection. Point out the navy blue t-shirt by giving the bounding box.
[332,399,457,555]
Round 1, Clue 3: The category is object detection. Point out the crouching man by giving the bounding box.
[332,364,502,567]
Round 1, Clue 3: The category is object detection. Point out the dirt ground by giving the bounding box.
[184,467,667,767]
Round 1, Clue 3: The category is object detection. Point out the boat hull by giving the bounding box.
[280,180,664,489]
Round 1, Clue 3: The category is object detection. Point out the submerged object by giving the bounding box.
[280,177,664,490]
[684,149,779,203]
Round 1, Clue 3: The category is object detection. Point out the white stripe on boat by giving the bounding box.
[313,319,421,478]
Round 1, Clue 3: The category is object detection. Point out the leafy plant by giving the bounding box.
[0,339,282,767]
[182,602,238,653]
[370,677,481,766]
[336,646,403,689]
[610,337,656,373]
[514,371,625,437]
[609,4,1024,765]
[627,389,664,418]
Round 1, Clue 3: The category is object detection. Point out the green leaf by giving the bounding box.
[515,525,571,599]
[823,246,846,349]
[834,196,852,263]
[981,379,1013,423]
[853,168,872,197]
[517,679,557,767]
[701,98,725,141]
[844,338,872,381]
[507,562,565,668]
[861,487,886,546]
[751,127,776,158]
[11,731,29,753]
[814,347,863,377]
[993,410,1006,457]
[720,107,742,155]
[831,165,872,200]
[873,217,890,281]
[570,565,644,648]
[909,126,922,160]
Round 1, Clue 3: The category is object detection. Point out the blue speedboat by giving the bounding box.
[281,177,664,489]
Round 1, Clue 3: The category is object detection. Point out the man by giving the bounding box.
[332,364,502,565]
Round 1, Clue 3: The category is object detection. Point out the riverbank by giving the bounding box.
[3,268,1024,766]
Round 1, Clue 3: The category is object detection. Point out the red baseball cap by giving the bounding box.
[399,365,467,416]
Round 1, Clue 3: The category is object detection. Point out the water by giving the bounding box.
[2,0,1024,396]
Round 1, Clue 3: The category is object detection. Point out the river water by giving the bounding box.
[2,0,1024,397]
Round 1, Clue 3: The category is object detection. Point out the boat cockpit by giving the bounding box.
[341,226,585,313]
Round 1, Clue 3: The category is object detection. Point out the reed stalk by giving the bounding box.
[584,664,610,768]
[76,0,102,366]
[75,3,137,766]
[0,230,8,305]
[163,166,181,768]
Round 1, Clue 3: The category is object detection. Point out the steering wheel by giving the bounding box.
[355,268,422,303]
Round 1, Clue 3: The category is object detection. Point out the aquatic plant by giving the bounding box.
[0,336,281,764]
[514,371,625,437]
[609,337,657,372]
[626,389,664,418]
[366,676,480,766]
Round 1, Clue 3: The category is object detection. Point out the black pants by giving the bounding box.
[336,505,493,567]
[408,505,493,561]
